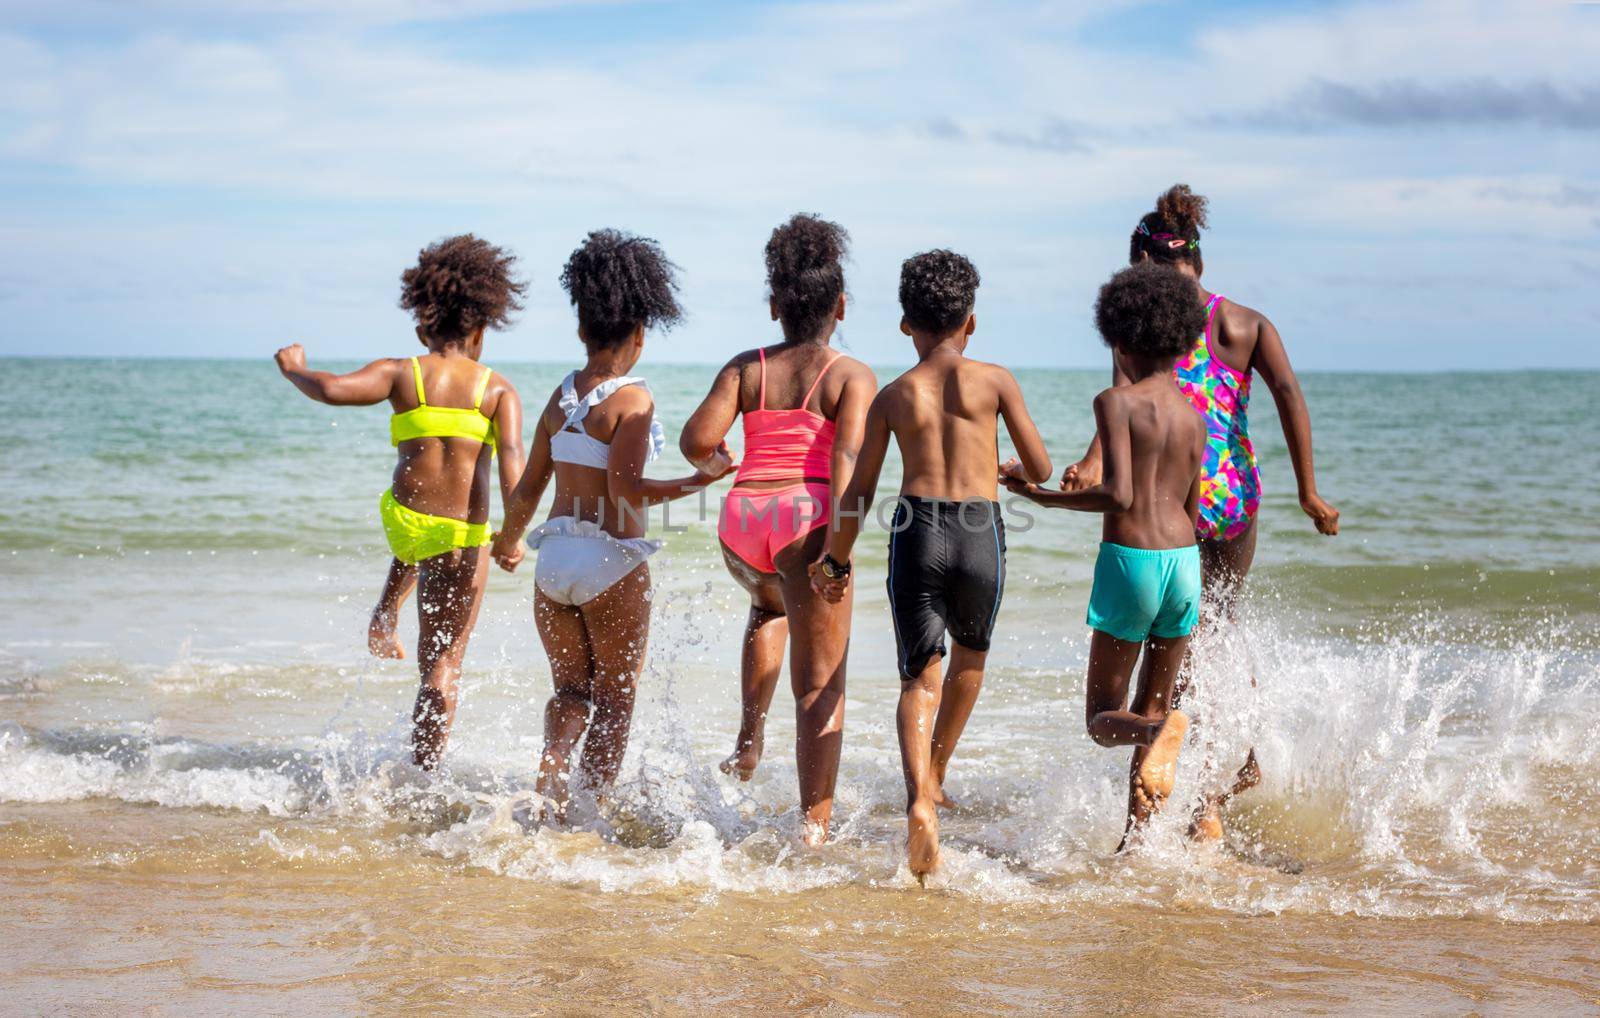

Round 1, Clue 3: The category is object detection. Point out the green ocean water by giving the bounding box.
[2,356,1598,940]
[4,358,1597,643]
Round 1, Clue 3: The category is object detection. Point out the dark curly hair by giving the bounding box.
[1094,262,1206,359]
[1129,184,1209,274]
[399,234,526,343]
[559,229,683,348]
[899,249,980,334]
[766,213,848,343]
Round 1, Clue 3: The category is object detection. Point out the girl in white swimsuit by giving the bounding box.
[492,229,734,820]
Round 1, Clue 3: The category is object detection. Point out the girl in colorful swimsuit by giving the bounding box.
[1062,185,1341,839]
[275,234,528,769]
[680,213,877,846]
[491,230,733,821]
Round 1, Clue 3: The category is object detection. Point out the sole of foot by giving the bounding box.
[1136,710,1189,804]
[907,800,941,884]
[1187,804,1225,843]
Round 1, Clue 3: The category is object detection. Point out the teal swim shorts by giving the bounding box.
[1085,542,1202,643]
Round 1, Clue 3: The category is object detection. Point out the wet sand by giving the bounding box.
[7,801,1599,1015]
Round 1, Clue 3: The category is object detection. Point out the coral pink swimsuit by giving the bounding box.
[717,348,841,574]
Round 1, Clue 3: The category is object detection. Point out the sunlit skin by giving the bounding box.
[490,323,733,822]
[1061,257,1339,840]
[1005,344,1205,849]
[489,321,732,825]
[812,310,1052,880]
[274,326,525,769]
[680,293,877,846]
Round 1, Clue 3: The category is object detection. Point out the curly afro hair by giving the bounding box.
[1094,262,1206,360]
[399,234,526,343]
[559,229,683,348]
[898,249,980,334]
[1129,183,1209,273]
[765,213,849,343]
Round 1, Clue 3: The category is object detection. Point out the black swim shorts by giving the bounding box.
[885,496,1006,680]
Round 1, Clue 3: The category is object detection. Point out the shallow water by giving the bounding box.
[3,358,1599,1012]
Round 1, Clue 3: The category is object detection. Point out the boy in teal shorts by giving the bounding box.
[1003,262,1206,847]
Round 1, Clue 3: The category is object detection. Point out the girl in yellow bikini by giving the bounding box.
[275,234,528,769]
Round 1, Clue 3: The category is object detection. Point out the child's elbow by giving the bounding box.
[679,432,712,463]
[1108,487,1134,513]
[1026,455,1054,484]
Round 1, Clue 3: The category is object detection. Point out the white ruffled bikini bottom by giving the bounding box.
[526,516,661,606]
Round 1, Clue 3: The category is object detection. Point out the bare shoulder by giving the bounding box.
[610,381,655,415]
[1216,295,1273,338]
[1093,384,1130,411]
[836,352,877,387]
[965,357,1020,392]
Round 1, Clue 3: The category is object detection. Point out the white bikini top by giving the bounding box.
[549,372,666,470]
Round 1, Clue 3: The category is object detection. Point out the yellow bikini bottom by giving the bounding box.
[378,489,491,565]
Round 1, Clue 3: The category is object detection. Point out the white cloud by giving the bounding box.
[0,0,1595,366]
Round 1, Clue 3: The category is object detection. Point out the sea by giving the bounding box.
[2,358,1597,1013]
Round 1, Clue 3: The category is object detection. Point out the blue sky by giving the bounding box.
[0,0,1596,370]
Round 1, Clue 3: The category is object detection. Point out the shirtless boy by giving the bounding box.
[1004,262,1206,849]
[813,249,1052,880]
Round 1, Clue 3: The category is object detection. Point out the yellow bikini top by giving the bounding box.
[390,356,497,449]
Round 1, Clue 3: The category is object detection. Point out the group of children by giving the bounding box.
[275,185,1339,880]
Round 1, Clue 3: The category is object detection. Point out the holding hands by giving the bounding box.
[694,441,739,486]
[809,555,851,603]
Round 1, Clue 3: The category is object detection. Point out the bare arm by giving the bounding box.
[274,344,398,406]
[680,358,743,472]
[1061,358,1131,490]
[490,379,526,510]
[609,393,733,508]
[827,362,877,512]
[821,390,892,567]
[995,368,1053,483]
[1007,390,1132,513]
[490,397,556,571]
[1252,315,1340,535]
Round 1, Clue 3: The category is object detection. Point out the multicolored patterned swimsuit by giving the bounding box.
[1174,294,1261,542]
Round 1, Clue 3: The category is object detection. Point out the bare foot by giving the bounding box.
[1187,802,1225,843]
[1136,710,1188,806]
[907,800,941,883]
[932,785,959,810]
[367,610,405,660]
[718,746,760,782]
[801,818,829,848]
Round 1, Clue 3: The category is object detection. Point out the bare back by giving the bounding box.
[537,381,655,539]
[1098,377,1205,549]
[879,357,1009,501]
[390,354,514,524]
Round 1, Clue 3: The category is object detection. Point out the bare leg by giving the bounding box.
[575,564,652,798]
[929,643,986,809]
[897,653,944,882]
[534,589,595,821]
[718,544,788,781]
[410,547,488,769]
[1084,630,1191,849]
[1184,521,1261,842]
[775,528,850,846]
[369,558,416,659]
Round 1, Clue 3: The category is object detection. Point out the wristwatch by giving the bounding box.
[819,554,851,580]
